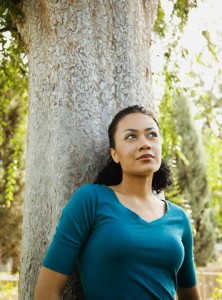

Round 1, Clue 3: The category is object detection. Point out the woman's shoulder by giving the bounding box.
[164,200,192,230]
[165,200,188,218]
[70,183,109,201]
[64,184,105,212]
[75,183,106,193]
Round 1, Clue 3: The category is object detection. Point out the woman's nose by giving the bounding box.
[138,136,151,150]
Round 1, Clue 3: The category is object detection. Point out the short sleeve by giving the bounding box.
[42,184,97,276]
[177,211,197,288]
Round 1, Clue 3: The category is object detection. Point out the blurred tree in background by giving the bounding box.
[0,9,28,272]
[153,0,222,265]
[174,94,216,265]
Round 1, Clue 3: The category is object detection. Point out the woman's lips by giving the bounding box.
[136,154,154,160]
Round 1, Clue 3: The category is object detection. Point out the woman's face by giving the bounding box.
[110,113,162,177]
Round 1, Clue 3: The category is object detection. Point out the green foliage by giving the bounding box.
[0,0,24,86]
[154,0,221,265]
[0,37,27,207]
[159,86,179,159]
[187,28,222,239]
[153,1,166,38]
[172,0,197,28]
[158,83,184,205]
[202,30,218,62]
[154,0,197,38]
[0,33,27,78]
[202,128,222,239]
[204,129,222,196]
[0,24,27,272]
[0,277,18,299]
[155,0,198,208]
[212,275,222,299]
[158,71,217,266]
[0,0,23,28]
[158,69,190,206]
[0,36,27,270]
[174,94,216,265]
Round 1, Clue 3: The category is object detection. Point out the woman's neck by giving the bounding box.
[115,174,154,201]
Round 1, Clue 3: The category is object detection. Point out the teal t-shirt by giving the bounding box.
[43,184,196,300]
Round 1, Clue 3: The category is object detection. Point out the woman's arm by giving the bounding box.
[34,267,69,300]
[34,185,97,299]
[177,285,202,300]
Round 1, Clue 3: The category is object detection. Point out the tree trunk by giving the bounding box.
[17,0,158,299]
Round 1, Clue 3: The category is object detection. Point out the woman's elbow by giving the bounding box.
[34,266,69,300]
[177,285,202,300]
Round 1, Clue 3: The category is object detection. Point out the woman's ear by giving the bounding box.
[110,148,120,164]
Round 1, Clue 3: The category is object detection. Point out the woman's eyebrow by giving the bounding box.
[122,127,155,133]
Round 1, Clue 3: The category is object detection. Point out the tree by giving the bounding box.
[0,36,27,273]
[174,94,216,265]
[7,1,159,299]
[152,0,220,264]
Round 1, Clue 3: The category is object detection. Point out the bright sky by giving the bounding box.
[151,0,222,114]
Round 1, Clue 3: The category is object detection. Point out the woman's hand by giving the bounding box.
[34,266,69,300]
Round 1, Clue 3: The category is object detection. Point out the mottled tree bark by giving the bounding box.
[17,0,158,299]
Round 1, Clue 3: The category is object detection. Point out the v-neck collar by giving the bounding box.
[103,185,170,227]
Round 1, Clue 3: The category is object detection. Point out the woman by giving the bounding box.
[34,105,201,300]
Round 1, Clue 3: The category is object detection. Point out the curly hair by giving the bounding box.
[95,105,172,194]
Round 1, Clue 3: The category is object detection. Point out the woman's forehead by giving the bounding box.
[116,113,158,132]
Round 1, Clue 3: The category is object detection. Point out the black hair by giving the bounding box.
[94,105,172,194]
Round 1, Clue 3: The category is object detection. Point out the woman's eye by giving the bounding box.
[125,134,136,140]
[148,132,158,138]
